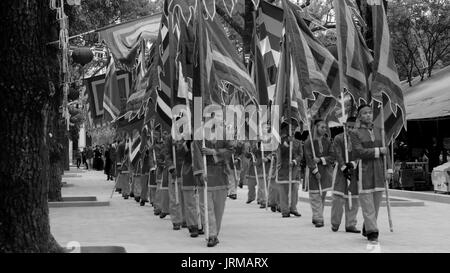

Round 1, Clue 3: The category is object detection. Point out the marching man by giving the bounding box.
[275,120,302,218]
[304,119,334,227]
[351,104,393,244]
[331,116,360,233]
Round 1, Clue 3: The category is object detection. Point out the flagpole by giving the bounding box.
[201,120,210,240]
[340,92,352,209]
[184,92,202,231]
[303,99,322,196]
[335,0,352,206]
[259,109,269,210]
[168,10,179,206]
[380,104,394,232]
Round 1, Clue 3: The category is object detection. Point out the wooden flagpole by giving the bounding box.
[380,105,394,232]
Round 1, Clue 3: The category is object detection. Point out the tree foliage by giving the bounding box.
[388,0,450,84]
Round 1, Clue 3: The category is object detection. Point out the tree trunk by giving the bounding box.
[0,0,63,252]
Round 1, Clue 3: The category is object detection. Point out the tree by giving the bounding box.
[387,0,450,82]
[0,0,63,252]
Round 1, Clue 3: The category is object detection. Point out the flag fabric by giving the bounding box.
[373,93,405,144]
[130,129,142,170]
[368,0,406,132]
[254,0,284,102]
[273,30,307,126]
[206,17,257,102]
[85,71,131,127]
[193,3,257,107]
[103,54,121,120]
[334,0,373,105]
[283,0,340,100]
[98,13,162,68]
[126,41,149,112]
[156,0,176,130]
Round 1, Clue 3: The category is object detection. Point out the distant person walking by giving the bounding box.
[75,149,82,169]
[81,148,88,169]
[104,144,114,181]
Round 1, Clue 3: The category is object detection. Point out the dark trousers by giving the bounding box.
[76,158,81,168]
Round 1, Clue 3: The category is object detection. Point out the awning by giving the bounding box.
[404,66,450,121]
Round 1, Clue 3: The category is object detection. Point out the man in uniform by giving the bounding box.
[168,137,186,230]
[304,120,334,227]
[331,117,360,233]
[154,129,171,220]
[193,130,233,247]
[351,104,392,244]
[273,121,302,218]
[180,140,202,237]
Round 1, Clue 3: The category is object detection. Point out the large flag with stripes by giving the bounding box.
[193,4,256,107]
[85,71,131,128]
[98,13,162,67]
[254,0,284,103]
[156,0,176,130]
[368,0,406,134]
[334,0,373,105]
[103,54,121,120]
[283,0,340,100]
[273,31,307,126]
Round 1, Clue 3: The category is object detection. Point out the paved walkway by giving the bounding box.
[50,167,450,253]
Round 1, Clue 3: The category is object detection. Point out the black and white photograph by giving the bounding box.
[1,0,450,262]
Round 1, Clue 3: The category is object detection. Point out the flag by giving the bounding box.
[254,0,284,102]
[206,17,257,101]
[103,54,121,120]
[283,0,340,100]
[156,0,176,130]
[98,13,162,67]
[334,0,373,104]
[130,129,142,169]
[273,30,306,126]
[126,41,152,112]
[193,3,257,107]
[369,0,406,133]
[85,71,131,127]
[373,93,405,144]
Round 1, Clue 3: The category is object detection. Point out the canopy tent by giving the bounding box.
[403,66,450,121]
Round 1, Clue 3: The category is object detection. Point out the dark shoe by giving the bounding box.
[123,195,129,200]
[260,203,267,209]
[130,192,135,198]
[246,199,254,204]
[276,206,281,212]
[238,182,243,188]
[115,188,120,192]
[159,212,169,219]
[190,227,199,238]
[367,232,379,243]
[154,209,161,216]
[198,228,205,235]
[140,200,146,206]
[362,225,367,237]
[315,222,324,228]
[331,225,339,232]
[290,211,301,217]
[181,222,187,228]
[228,194,237,200]
[345,227,361,233]
[270,206,277,212]
[173,223,181,230]
[282,213,290,218]
[207,237,219,247]
[134,197,141,203]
